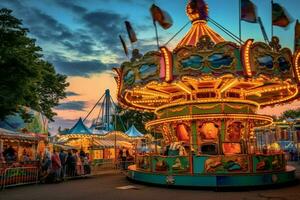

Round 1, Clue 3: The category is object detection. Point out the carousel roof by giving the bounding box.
[125,125,143,137]
[177,0,224,48]
[177,20,224,48]
[114,0,300,114]
[67,118,92,135]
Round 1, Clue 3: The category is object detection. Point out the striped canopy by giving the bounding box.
[176,20,224,48]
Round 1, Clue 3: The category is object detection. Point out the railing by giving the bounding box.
[0,167,39,190]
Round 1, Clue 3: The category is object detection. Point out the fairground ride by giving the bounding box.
[113,0,300,187]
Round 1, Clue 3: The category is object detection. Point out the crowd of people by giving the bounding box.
[118,147,134,170]
[40,149,91,183]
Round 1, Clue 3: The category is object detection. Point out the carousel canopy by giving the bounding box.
[67,118,92,135]
[125,125,143,137]
[176,1,224,48]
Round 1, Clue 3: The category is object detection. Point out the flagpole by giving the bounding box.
[239,0,242,42]
[271,0,274,40]
[153,20,160,50]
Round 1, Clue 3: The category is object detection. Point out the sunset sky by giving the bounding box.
[1,0,300,134]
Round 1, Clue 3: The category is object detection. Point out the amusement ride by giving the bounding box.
[113,0,300,187]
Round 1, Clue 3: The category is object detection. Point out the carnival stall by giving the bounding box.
[0,128,48,189]
[113,0,299,187]
[255,120,300,160]
[56,118,141,162]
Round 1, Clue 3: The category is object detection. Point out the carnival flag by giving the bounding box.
[241,0,257,23]
[150,4,173,29]
[119,35,128,57]
[124,21,137,43]
[272,3,291,27]
[295,20,300,51]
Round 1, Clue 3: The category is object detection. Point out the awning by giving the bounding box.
[0,128,44,142]
[91,139,132,149]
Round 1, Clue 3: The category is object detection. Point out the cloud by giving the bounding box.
[48,117,77,133]
[81,10,127,53]
[55,101,86,111]
[52,0,87,14]
[50,55,117,76]
[65,91,80,96]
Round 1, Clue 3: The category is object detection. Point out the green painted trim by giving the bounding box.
[191,121,198,152]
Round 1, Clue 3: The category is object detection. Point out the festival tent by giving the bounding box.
[125,125,143,137]
[67,118,92,134]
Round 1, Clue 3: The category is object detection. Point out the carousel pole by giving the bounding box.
[239,0,242,42]
[189,123,193,175]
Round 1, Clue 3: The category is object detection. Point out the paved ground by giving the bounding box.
[1,163,300,200]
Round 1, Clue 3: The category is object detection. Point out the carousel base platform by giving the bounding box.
[126,165,296,188]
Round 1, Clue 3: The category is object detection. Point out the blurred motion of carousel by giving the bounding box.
[113,0,300,187]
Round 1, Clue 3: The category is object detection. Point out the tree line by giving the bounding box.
[0,8,68,122]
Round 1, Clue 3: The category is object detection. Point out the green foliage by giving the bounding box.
[279,108,300,120]
[113,106,155,134]
[0,8,68,121]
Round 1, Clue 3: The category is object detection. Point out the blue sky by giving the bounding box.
[1,0,299,133]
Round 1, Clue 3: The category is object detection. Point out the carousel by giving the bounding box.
[114,1,300,187]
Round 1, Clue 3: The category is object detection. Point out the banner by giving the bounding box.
[150,4,173,29]
[124,21,137,43]
[241,0,257,23]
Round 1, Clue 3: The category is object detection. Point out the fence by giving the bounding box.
[0,167,39,190]
[0,160,135,189]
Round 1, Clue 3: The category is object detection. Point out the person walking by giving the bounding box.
[121,147,127,170]
[74,150,84,176]
[83,153,91,174]
[66,150,75,176]
[51,149,61,182]
[59,149,67,179]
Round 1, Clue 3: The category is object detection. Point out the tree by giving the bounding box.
[279,108,300,120]
[0,8,68,121]
[113,105,155,134]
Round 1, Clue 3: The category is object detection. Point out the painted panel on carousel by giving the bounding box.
[222,143,242,155]
[225,120,245,142]
[248,37,293,79]
[120,50,161,92]
[204,155,248,173]
[197,121,220,141]
[152,155,190,173]
[173,36,241,79]
[253,154,285,172]
[175,123,190,142]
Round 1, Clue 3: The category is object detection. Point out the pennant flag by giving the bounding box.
[124,21,137,43]
[119,35,128,57]
[150,4,173,29]
[272,3,291,27]
[241,0,257,23]
[295,20,300,51]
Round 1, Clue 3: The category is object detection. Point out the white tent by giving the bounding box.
[125,125,143,137]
